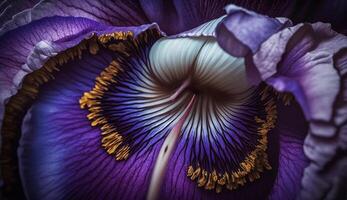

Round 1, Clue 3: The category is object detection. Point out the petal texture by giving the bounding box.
[1,22,160,198]
[216,5,347,199]
[0,15,158,134]
[19,48,161,199]
[0,16,101,138]
[0,0,149,36]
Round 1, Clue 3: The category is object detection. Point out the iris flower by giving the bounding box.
[1,1,347,200]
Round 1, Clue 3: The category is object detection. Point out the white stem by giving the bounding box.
[147,95,195,200]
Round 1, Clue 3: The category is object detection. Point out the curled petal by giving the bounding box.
[216,4,291,57]
[216,4,347,199]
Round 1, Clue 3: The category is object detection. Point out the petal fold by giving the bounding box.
[216,4,347,199]
[216,5,291,57]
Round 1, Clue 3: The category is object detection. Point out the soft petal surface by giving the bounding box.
[216,5,291,57]
[216,5,347,199]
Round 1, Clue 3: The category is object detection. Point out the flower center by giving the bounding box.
[80,31,277,194]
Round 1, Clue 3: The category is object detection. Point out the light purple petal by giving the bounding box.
[216,4,291,57]
[0,0,149,36]
[216,5,347,199]
[256,23,345,123]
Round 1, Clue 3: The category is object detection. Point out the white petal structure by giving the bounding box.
[149,37,250,96]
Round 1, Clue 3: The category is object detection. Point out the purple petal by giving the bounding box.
[0,14,160,125]
[216,6,346,123]
[0,18,160,198]
[16,28,166,199]
[0,16,101,129]
[269,103,309,200]
[19,48,160,199]
[256,23,344,123]
[0,15,158,130]
[216,5,291,57]
[1,0,230,36]
[216,5,347,199]
[300,49,347,200]
[0,0,149,35]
